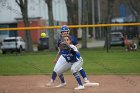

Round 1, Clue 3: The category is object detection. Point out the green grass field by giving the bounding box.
[0,47,140,75]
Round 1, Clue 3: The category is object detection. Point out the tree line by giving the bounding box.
[15,0,140,51]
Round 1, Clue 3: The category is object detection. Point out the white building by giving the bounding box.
[0,0,67,43]
[0,0,67,23]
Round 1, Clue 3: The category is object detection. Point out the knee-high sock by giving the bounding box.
[59,74,65,83]
[73,72,83,85]
[51,71,57,82]
[79,69,88,80]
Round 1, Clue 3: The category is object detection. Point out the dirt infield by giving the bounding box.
[0,75,139,93]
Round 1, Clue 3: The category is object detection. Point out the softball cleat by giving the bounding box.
[84,80,90,83]
[55,82,67,88]
[74,85,85,90]
[46,81,54,87]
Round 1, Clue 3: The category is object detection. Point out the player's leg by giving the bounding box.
[79,67,90,83]
[79,66,99,87]
[47,55,67,86]
[58,74,65,84]
[55,61,71,87]
[71,58,84,90]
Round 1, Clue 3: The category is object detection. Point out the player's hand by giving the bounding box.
[60,42,71,50]
[53,59,57,64]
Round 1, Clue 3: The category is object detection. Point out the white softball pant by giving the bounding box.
[53,55,83,75]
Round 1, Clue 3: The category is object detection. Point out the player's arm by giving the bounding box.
[53,38,61,64]
[70,46,81,59]
[53,47,61,64]
[75,44,80,49]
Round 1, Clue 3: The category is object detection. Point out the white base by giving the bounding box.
[84,83,99,87]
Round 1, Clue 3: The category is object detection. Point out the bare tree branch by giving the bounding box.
[130,0,139,14]
[15,0,33,52]
[65,0,78,35]
[15,0,22,7]
[127,0,138,16]
[44,0,55,50]
[15,0,20,6]
[45,0,48,4]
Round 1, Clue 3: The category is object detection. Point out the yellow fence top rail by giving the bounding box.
[0,23,140,31]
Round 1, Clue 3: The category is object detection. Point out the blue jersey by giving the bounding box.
[60,45,81,63]
[57,35,78,47]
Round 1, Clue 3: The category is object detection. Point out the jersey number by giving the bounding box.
[66,57,71,61]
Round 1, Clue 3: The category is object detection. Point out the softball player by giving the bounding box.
[52,36,85,90]
[47,25,90,88]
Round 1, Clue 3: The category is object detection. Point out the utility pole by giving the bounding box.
[97,0,102,38]
[92,0,96,39]
[78,0,82,38]
[78,0,82,25]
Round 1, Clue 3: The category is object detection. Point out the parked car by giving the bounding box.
[1,36,26,54]
[110,32,124,46]
[37,37,58,51]
[37,37,49,51]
